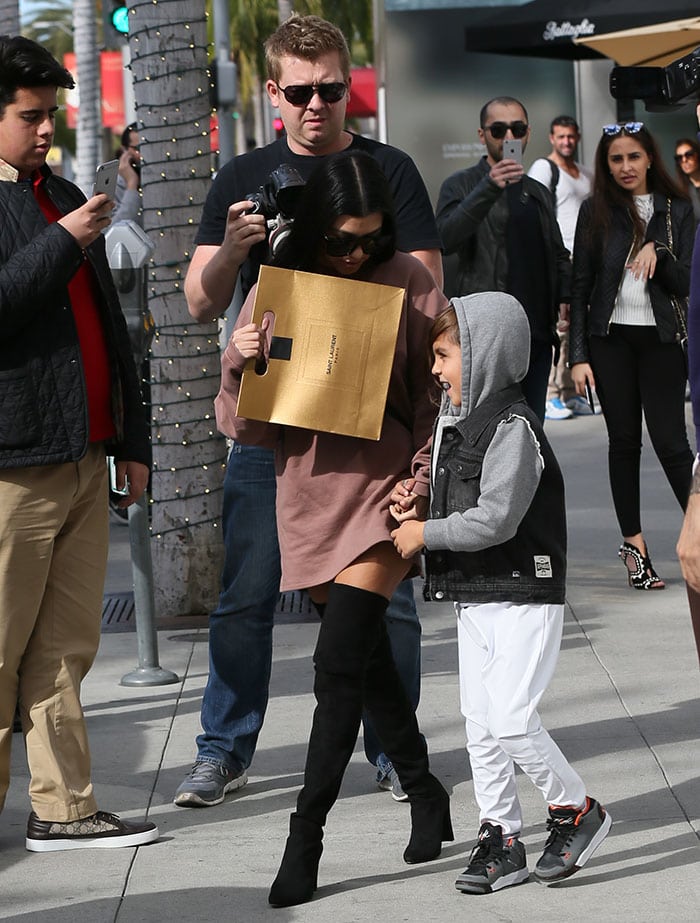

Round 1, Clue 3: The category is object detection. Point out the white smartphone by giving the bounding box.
[94,159,120,200]
[108,456,130,496]
[502,139,523,164]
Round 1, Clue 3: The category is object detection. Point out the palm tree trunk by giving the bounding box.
[72,0,100,194]
[0,0,19,36]
[128,0,225,617]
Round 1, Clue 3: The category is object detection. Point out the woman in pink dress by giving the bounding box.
[216,150,451,908]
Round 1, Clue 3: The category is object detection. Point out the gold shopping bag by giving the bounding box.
[236,265,405,440]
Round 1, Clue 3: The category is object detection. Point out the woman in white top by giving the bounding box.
[569,122,694,589]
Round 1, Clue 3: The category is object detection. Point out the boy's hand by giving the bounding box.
[58,194,113,248]
[391,520,425,559]
[390,477,419,522]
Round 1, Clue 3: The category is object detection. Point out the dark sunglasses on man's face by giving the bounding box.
[276,82,347,107]
[323,230,390,257]
[483,121,528,140]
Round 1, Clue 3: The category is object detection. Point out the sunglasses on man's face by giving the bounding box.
[675,150,697,162]
[602,122,644,136]
[276,82,347,107]
[323,230,390,257]
[483,121,528,140]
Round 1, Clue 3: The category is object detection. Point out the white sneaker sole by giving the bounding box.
[535,810,612,883]
[26,825,159,852]
[173,770,248,807]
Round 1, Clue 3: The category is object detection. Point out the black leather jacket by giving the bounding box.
[569,193,694,365]
[436,156,571,329]
[0,165,150,469]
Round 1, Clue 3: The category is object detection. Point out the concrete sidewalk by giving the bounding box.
[1,413,699,922]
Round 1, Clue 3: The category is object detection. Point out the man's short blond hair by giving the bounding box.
[264,15,351,83]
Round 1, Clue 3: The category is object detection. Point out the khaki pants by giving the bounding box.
[547,327,576,403]
[0,444,108,821]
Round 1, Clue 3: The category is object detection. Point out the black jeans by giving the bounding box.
[521,339,553,423]
[589,324,692,536]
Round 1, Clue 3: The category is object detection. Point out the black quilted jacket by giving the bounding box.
[0,165,150,469]
[569,193,694,365]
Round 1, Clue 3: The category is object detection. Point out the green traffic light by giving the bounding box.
[111,6,129,35]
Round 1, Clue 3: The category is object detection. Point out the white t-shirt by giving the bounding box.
[528,158,592,252]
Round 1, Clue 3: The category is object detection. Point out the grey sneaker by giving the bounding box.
[173,760,248,807]
[26,810,159,852]
[376,763,409,802]
[534,797,612,883]
[455,823,529,894]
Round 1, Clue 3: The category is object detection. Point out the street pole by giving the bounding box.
[213,0,235,166]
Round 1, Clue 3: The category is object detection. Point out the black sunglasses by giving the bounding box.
[323,230,390,257]
[276,82,347,107]
[483,121,528,140]
[675,150,697,162]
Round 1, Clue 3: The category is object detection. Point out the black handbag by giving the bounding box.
[665,198,689,363]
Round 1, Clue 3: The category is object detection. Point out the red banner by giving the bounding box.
[64,51,125,130]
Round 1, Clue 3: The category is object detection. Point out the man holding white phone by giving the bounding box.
[0,35,157,851]
[436,96,571,420]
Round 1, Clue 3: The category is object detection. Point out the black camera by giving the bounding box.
[245,164,305,255]
[610,47,700,112]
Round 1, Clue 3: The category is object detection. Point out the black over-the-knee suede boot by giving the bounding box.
[363,621,454,864]
[268,583,385,908]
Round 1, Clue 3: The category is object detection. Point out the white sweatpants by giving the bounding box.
[457,601,586,835]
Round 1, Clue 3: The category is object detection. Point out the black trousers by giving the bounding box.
[589,324,692,536]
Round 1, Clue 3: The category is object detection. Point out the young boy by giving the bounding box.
[390,293,611,893]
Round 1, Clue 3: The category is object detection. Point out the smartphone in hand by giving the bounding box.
[108,456,130,496]
[585,382,596,415]
[94,159,120,200]
[502,139,522,164]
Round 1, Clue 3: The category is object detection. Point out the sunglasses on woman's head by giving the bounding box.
[602,122,644,136]
[276,82,347,107]
[323,230,390,257]
[482,121,528,140]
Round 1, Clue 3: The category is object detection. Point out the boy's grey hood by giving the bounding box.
[448,293,531,420]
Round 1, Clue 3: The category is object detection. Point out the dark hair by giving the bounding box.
[272,150,397,272]
[120,123,138,148]
[590,123,685,247]
[0,34,74,117]
[674,136,700,189]
[264,15,351,83]
[550,114,579,133]
[479,96,528,128]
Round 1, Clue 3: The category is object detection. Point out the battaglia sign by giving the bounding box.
[543,19,596,41]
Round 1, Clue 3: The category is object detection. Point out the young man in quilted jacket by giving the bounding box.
[0,35,158,851]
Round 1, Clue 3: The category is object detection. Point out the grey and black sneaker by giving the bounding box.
[26,810,159,852]
[455,822,529,894]
[376,762,409,803]
[534,797,612,883]
[173,760,248,807]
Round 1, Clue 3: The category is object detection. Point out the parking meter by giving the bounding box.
[104,219,156,365]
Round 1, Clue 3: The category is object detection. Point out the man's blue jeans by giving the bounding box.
[196,442,421,773]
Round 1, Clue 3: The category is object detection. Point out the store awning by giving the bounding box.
[574,17,700,67]
[463,0,700,60]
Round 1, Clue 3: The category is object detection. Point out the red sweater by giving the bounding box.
[33,174,115,442]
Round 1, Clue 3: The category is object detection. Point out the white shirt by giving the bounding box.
[528,158,592,253]
[610,194,656,327]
